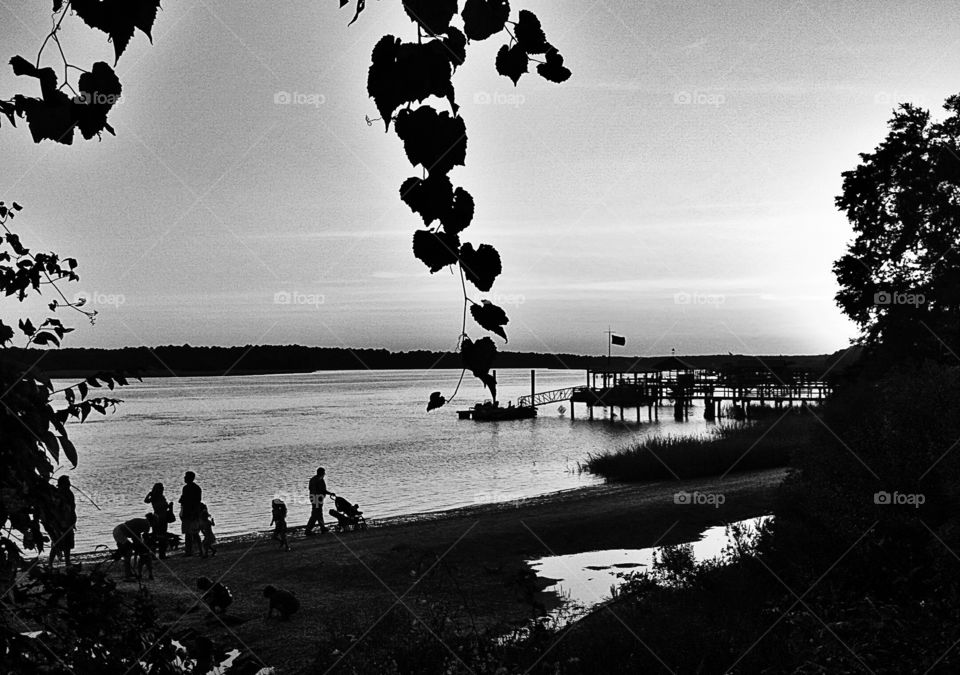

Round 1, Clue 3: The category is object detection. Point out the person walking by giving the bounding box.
[178,471,203,557]
[46,475,77,569]
[304,467,334,535]
[144,482,172,559]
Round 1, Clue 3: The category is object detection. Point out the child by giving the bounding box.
[270,498,291,551]
[198,503,217,557]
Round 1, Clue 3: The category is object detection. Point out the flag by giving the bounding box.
[611,334,626,346]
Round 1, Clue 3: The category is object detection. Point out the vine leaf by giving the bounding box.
[460,242,502,291]
[515,10,548,54]
[61,436,78,467]
[401,174,453,226]
[470,300,509,341]
[368,37,455,130]
[71,0,162,64]
[537,47,571,83]
[443,28,467,69]
[403,0,458,35]
[394,106,467,176]
[441,187,474,234]
[10,58,122,143]
[413,229,461,273]
[462,0,510,42]
[338,0,366,25]
[75,62,122,140]
[495,43,527,86]
[461,336,498,399]
[426,391,447,411]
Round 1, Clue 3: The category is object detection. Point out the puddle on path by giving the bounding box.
[528,516,772,622]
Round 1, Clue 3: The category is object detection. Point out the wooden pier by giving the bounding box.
[517,356,833,423]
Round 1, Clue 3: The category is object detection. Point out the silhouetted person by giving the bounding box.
[196,576,233,613]
[304,467,334,535]
[263,584,299,620]
[271,499,291,551]
[46,475,76,569]
[112,513,155,580]
[199,502,217,557]
[144,482,172,559]
[179,471,203,557]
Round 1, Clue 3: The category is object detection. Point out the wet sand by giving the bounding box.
[111,468,787,672]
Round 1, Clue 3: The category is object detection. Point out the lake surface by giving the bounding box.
[56,369,716,551]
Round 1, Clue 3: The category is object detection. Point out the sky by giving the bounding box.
[1,0,959,357]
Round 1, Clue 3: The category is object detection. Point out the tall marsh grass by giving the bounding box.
[583,412,815,482]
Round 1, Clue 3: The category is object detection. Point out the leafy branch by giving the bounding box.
[344,0,571,410]
[1,0,160,144]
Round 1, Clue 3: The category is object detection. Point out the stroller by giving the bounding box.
[328,495,367,532]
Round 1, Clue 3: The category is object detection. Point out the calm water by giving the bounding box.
[56,369,716,551]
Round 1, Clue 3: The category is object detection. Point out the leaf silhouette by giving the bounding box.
[443,28,467,69]
[74,62,122,139]
[461,336,498,398]
[394,106,467,176]
[470,300,509,341]
[459,242,501,291]
[515,10,548,53]
[413,229,461,273]
[401,174,453,226]
[368,37,455,130]
[462,0,510,42]
[71,0,162,63]
[426,391,447,411]
[441,187,474,234]
[403,0,458,35]
[495,43,527,86]
[537,46,571,83]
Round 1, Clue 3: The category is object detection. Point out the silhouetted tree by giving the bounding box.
[835,97,960,363]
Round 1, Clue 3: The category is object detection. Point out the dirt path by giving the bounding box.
[117,468,787,673]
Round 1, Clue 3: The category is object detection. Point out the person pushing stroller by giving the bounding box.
[304,467,335,536]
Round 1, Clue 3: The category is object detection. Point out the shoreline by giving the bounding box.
[105,467,788,672]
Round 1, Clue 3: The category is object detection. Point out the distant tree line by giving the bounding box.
[4,345,842,379]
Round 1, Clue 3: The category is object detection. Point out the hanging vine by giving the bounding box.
[1,1,160,144]
[343,0,571,410]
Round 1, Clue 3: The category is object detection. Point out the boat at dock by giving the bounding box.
[457,401,537,421]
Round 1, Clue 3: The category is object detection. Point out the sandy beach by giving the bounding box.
[102,468,788,672]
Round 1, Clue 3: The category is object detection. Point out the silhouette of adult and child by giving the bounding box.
[51,466,347,585]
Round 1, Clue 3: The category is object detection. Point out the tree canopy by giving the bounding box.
[835,96,960,362]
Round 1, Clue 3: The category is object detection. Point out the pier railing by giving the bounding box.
[517,386,584,408]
